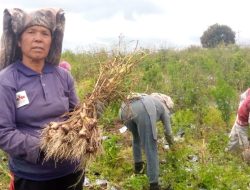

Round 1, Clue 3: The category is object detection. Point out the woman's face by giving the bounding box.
[18,25,52,62]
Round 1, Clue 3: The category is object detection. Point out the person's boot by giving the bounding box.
[149,182,160,190]
[134,161,145,174]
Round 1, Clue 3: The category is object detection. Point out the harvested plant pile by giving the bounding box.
[40,50,146,170]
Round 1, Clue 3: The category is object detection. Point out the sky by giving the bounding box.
[1,0,250,51]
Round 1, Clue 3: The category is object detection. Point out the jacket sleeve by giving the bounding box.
[67,73,79,110]
[160,106,172,135]
[0,84,40,163]
[160,106,174,145]
[237,96,250,126]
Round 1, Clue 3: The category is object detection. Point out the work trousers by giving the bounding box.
[124,100,159,184]
[10,170,84,190]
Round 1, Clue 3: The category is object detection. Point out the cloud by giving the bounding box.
[0,0,162,21]
[1,0,250,51]
[70,0,163,21]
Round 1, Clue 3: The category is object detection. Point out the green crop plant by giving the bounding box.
[211,80,236,126]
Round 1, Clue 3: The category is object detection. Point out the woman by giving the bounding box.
[119,93,174,190]
[226,88,250,152]
[0,8,83,190]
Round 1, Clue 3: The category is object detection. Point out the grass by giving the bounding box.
[1,122,250,189]
[0,151,10,190]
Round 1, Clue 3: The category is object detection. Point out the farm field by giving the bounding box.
[1,45,250,189]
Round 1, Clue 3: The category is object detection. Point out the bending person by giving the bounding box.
[226,88,250,151]
[119,93,174,190]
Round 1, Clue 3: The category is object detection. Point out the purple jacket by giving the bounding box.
[0,60,79,180]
